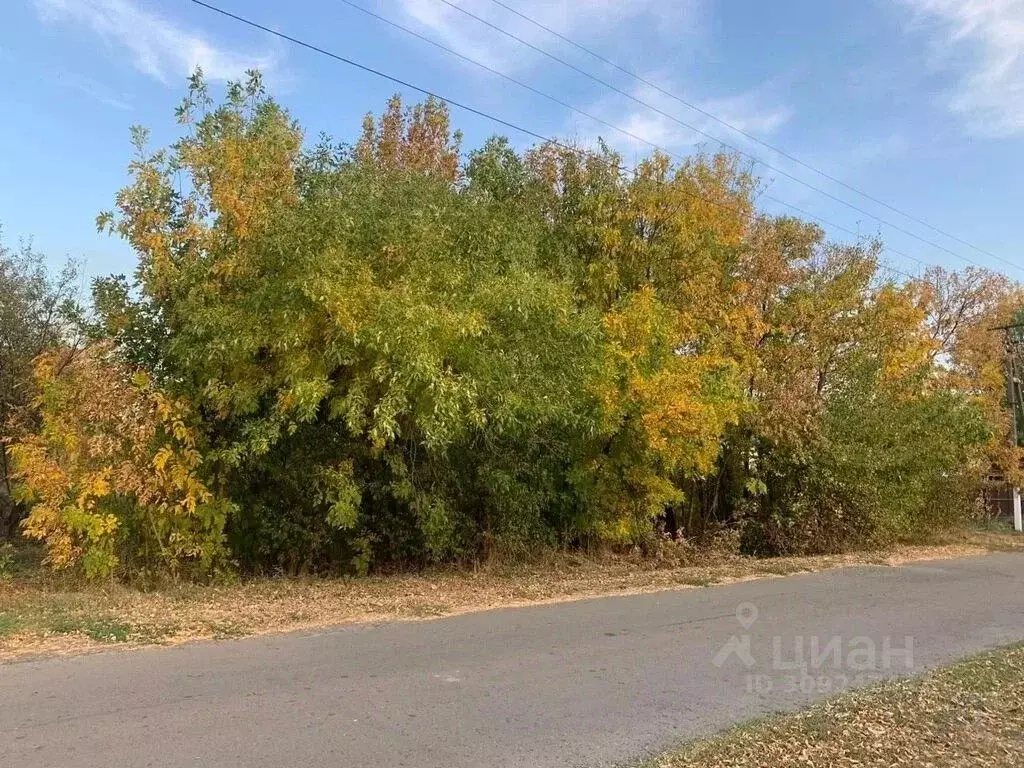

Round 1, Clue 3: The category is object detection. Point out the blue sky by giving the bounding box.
[3,0,1024,282]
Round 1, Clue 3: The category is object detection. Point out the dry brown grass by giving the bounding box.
[647,643,1024,768]
[1,529,1021,662]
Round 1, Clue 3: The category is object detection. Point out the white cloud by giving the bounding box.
[694,92,793,138]
[575,78,792,161]
[395,0,700,72]
[901,0,1024,137]
[34,0,276,84]
[399,0,505,69]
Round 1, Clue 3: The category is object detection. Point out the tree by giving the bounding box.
[0,234,82,536]
[11,344,229,578]
[916,266,1024,486]
[355,94,463,185]
[733,235,993,554]
[11,71,1015,578]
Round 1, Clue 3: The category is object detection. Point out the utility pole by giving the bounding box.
[1010,347,1023,533]
[994,322,1024,532]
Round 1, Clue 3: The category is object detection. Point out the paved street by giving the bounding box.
[4,553,1024,767]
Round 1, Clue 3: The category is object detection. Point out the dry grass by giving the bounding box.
[1,529,1021,663]
[647,643,1024,768]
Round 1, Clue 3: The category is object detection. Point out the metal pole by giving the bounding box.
[1006,332,1023,532]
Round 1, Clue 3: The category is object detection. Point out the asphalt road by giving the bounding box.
[3,553,1024,768]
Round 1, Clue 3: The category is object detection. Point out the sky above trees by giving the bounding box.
[3,0,1024,282]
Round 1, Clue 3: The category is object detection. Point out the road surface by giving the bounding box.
[3,553,1024,767]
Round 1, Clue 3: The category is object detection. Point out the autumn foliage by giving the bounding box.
[11,345,230,578]
[7,72,1022,579]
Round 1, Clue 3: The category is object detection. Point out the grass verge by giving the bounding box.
[1,529,1021,663]
[646,643,1024,768]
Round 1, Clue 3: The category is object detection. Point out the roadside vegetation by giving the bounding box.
[646,643,1024,768]
[1,69,1023,590]
[1,530,1021,661]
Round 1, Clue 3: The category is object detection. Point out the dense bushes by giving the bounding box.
[11,345,231,579]
[7,73,1021,579]
[0,237,81,537]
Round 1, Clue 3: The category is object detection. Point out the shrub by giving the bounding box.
[11,345,230,579]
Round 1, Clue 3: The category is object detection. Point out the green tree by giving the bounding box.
[13,71,1014,578]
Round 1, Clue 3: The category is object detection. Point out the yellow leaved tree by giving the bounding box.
[11,344,230,579]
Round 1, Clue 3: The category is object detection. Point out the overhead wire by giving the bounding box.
[480,0,1014,269]
[192,0,934,284]
[429,0,1021,277]
[328,0,931,276]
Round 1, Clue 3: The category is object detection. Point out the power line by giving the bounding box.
[760,193,929,272]
[482,0,1015,270]
[758,194,923,281]
[332,0,689,162]
[191,0,923,284]
[328,0,931,276]
[430,0,1021,277]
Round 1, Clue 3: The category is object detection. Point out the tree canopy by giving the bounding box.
[8,72,1021,579]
